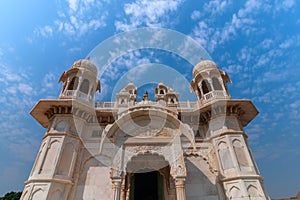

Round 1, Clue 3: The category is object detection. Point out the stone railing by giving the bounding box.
[177,102,198,109]
[60,90,93,103]
[95,102,116,108]
[95,101,200,110]
[202,90,230,104]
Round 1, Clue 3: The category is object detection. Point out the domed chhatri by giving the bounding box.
[192,59,218,77]
[58,58,100,104]
[71,59,98,74]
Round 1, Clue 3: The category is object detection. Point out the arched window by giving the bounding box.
[160,89,164,94]
[233,139,249,167]
[212,77,223,90]
[197,86,202,98]
[201,79,212,94]
[67,77,79,90]
[170,98,174,103]
[79,79,90,94]
[218,141,234,170]
[55,120,68,132]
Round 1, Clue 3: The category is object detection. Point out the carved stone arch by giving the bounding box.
[218,140,227,149]
[212,76,223,90]
[247,184,260,197]
[51,189,63,199]
[232,138,243,147]
[125,152,170,173]
[232,138,249,168]
[201,79,212,94]
[217,140,234,170]
[79,78,90,94]
[49,139,60,147]
[55,119,69,132]
[57,142,75,176]
[100,108,196,152]
[21,189,29,200]
[229,186,242,198]
[32,141,47,175]
[40,139,60,174]
[31,188,44,200]
[81,155,100,173]
[78,155,100,184]
[67,76,79,90]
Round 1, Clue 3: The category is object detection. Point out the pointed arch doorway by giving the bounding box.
[130,170,164,200]
[125,154,175,200]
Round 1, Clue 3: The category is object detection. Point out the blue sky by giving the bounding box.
[0,0,299,198]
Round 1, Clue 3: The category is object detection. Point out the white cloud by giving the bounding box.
[0,65,22,83]
[67,0,79,11]
[18,83,33,96]
[279,39,293,49]
[34,25,53,37]
[275,0,295,11]
[35,0,108,38]
[191,10,201,20]
[290,100,300,109]
[102,50,153,81]
[223,64,243,75]
[115,0,184,31]
[191,0,271,52]
[237,0,262,18]
[203,0,232,16]
[6,86,18,95]
[192,21,217,52]
[260,38,273,49]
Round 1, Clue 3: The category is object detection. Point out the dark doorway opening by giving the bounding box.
[130,171,164,200]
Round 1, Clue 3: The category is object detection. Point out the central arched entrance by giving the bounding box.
[130,170,164,200]
[125,154,175,200]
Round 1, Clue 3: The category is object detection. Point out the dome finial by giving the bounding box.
[143,91,149,101]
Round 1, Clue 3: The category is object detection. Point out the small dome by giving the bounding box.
[72,59,98,74]
[192,59,218,77]
[127,82,136,87]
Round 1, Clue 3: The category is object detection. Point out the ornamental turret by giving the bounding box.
[155,82,178,107]
[58,59,100,105]
[190,59,231,105]
[116,83,137,107]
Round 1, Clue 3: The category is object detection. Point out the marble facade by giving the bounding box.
[21,59,270,200]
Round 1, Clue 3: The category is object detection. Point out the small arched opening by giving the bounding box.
[212,77,223,90]
[201,79,212,94]
[126,154,171,200]
[67,76,79,90]
[79,79,90,94]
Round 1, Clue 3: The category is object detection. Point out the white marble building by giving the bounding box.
[21,59,270,200]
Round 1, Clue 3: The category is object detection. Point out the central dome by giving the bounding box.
[192,59,218,77]
[72,59,98,74]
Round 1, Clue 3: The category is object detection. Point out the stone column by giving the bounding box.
[112,178,122,200]
[175,177,186,200]
[120,178,126,200]
[86,83,93,102]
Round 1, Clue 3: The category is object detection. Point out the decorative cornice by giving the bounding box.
[25,178,74,185]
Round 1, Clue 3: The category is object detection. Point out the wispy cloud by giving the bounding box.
[203,0,232,17]
[34,25,53,37]
[190,10,201,21]
[115,0,184,31]
[274,0,296,11]
[191,0,273,52]
[34,0,109,39]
